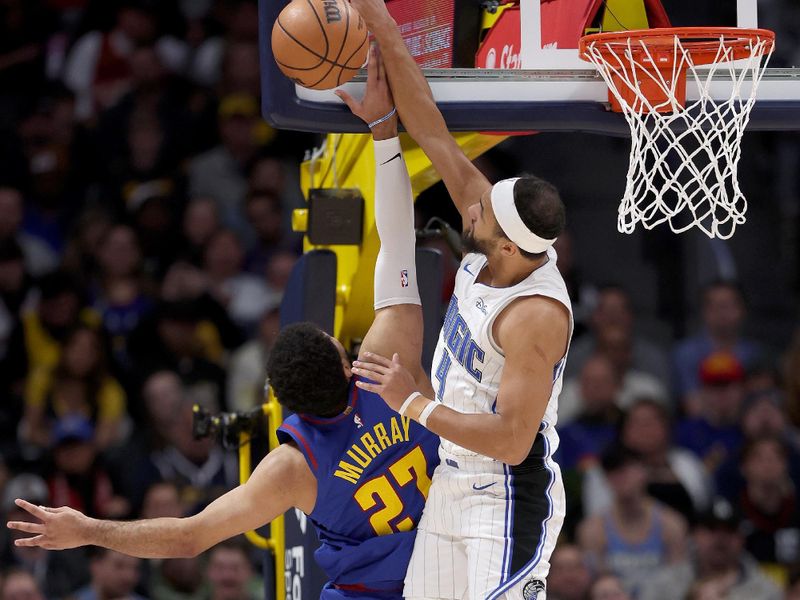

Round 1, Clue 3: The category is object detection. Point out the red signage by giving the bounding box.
[475,6,521,69]
[385,0,455,68]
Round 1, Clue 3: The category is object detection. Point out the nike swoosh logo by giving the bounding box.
[380,152,401,165]
[472,482,496,491]
[463,264,473,275]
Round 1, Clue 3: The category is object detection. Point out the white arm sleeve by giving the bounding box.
[372,137,421,310]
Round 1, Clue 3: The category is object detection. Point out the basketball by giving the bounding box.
[271,0,369,90]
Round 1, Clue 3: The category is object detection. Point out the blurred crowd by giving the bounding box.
[545,273,800,600]
[0,1,800,600]
[0,0,309,598]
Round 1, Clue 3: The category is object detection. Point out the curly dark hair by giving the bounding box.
[266,322,349,416]
[496,175,566,260]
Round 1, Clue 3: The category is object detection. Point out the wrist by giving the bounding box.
[81,515,100,546]
[405,394,430,421]
[371,121,398,140]
[370,16,397,39]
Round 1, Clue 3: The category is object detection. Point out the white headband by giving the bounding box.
[490,178,556,254]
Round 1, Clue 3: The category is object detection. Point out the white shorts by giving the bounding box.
[404,446,565,600]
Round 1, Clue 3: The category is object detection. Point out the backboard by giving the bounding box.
[259,0,800,133]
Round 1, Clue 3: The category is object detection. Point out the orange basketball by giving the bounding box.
[271,0,369,90]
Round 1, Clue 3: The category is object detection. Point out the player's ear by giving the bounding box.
[499,239,517,257]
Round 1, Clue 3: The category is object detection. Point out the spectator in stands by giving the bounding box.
[244,190,286,275]
[247,154,305,233]
[788,569,800,600]
[0,241,31,433]
[737,436,800,586]
[583,398,711,521]
[62,210,113,288]
[138,481,206,600]
[129,297,226,403]
[193,0,260,83]
[552,230,596,340]
[715,388,800,502]
[567,285,670,384]
[21,270,98,375]
[141,481,184,519]
[149,399,237,512]
[206,538,262,600]
[588,573,631,600]
[264,250,297,301]
[182,198,221,266]
[106,372,186,511]
[593,324,669,407]
[203,229,276,332]
[786,329,800,428]
[47,415,129,518]
[0,569,44,600]
[0,474,89,598]
[141,371,184,442]
[0,0,53,123]
[639,498,781,600]
[160,261,243,356]
[578,445,687,596]
[22,324,127,450]
[0,187,57,277]
[547,544,592,600]
[219,41,261,99]
[559,355,623,534]
[74,547,147,600]
[188,94,263,240]
[672,281,762,404]
[91,224,154,370]
[63,0,185,122]
[676,351,746,476]
[227,307,279,411]
[556,355,623,466]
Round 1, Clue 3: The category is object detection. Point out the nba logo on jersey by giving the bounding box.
[400,269,409,287]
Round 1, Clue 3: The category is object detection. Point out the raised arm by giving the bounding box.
[338,47,431,395]
[347,0,491,228]
[352,296,569,464]
[7,443,315,558]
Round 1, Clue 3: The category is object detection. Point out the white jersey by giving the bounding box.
[430,247,573,460]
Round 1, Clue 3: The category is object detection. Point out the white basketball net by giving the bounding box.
[582,33,774,238]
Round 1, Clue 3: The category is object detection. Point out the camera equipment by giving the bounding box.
[192,404,268,450]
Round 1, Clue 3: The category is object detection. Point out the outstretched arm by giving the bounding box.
[339,46,431,395]
[352,297,570,464]
[7,443,314,558]
[347,0,491,229]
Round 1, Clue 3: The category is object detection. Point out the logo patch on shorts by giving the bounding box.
[400,269,409,287]
[522,579,546,600]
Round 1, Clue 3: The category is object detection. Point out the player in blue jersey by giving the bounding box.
[7,47,439,600]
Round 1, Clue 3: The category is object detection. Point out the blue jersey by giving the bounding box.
[277,376,440,596]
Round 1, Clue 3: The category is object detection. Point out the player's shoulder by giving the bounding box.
[494,295,569,355]
[500,294,570,330]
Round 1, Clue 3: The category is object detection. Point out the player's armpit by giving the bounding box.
[492,296,570,464]
[187,443,316,555]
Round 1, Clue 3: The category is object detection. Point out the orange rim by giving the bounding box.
[579,27,775,66]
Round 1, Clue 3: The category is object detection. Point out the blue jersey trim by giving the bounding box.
[278,422,319,472]
[486,424,555,599]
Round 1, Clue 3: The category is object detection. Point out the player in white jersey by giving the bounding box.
[342,7,572,599]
